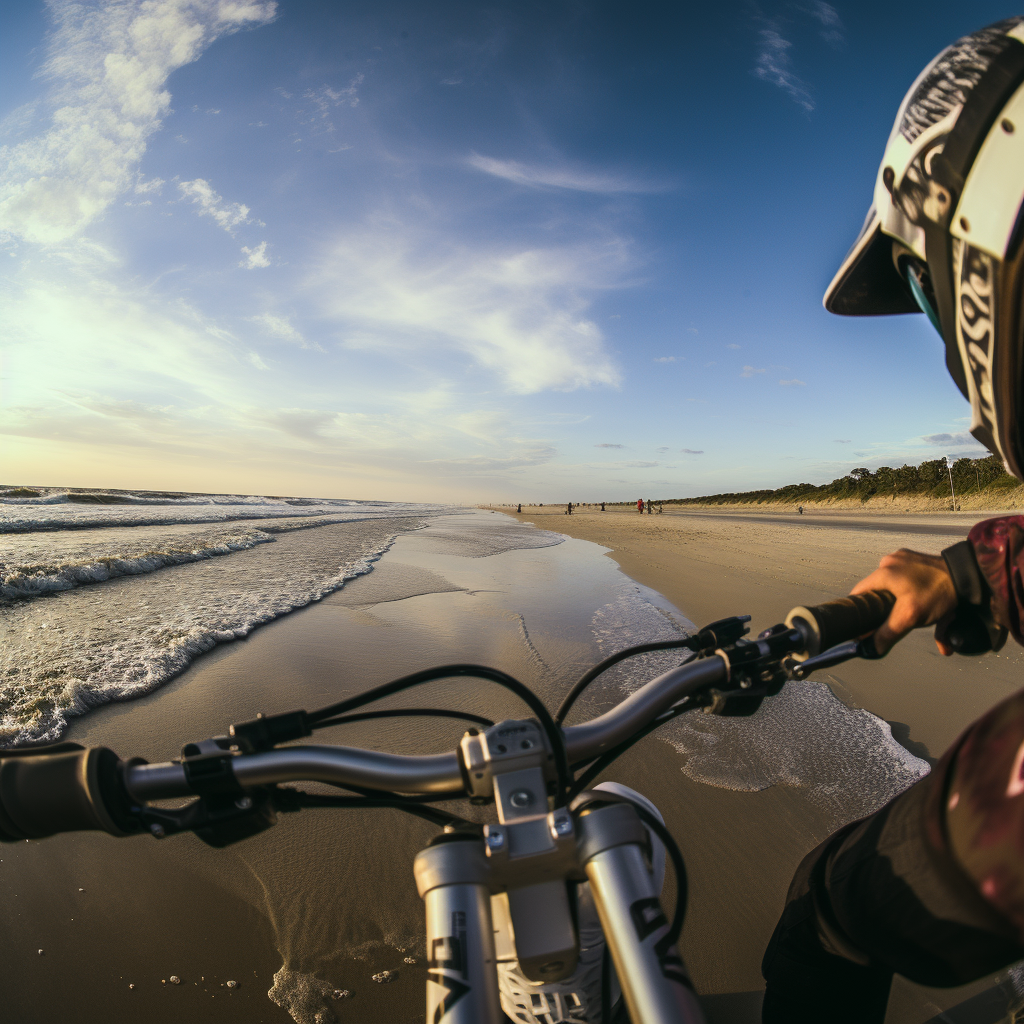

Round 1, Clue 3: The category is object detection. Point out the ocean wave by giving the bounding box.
[0,486,462,533]
[1,526,277,602]
[0,523,406,747]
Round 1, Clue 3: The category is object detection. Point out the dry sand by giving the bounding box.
[6,508,1023,1024]
[488,504,1024,1022]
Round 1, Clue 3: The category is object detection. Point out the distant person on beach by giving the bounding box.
[762,20,1024,1024]
[646,498,653,515]
[565,501,572,515]
[797,505,803,515]
[516,504,521,514]
[601,502,606,512]
[637,498,644,514]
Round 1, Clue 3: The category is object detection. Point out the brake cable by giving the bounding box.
[554,638,700,725]
[554,616,751,726]
[313,708,494,730]
[305,664,572,806]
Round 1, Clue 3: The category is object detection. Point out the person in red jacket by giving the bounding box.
[761,18,1024,1023]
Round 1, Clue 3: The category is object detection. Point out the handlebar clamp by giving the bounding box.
[459,719,556,804]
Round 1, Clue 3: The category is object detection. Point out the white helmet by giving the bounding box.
[824,17,1024,477]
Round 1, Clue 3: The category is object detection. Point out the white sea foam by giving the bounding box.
[0,514,424,746]
[587,587,931,831]
[0,485,461,533]
[1,524,277,602]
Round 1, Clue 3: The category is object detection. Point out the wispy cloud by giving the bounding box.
[654,356,677,363]
[779,378,805,386]
[178,179,253,233]
[246,313,313,348]
[315,223,625,393]
[680,448,704,455]
[467,153,659,194]
[753,27,814,112]
[299,76,363,136]
[798,1,844,45]
[595,443,625,448]
[0,0,275,245]
[922,431,984,448]
[834,439,852,443]
[741,365,766,377]
[240,241,270,269]
[727,343,740,349]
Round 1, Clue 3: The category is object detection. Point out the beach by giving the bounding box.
[2,494,1023,1023]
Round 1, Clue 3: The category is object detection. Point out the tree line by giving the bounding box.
[663,454,1018,506]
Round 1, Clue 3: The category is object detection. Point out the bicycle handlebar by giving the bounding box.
[0,589,906,842]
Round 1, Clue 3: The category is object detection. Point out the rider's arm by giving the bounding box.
[850,515,1024,655]
[962,516,1024,644]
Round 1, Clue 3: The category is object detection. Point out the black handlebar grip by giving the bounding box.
[0,743,139,842]
[784,590,896,659]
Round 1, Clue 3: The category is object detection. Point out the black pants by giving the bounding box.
[761,772,1024,1023]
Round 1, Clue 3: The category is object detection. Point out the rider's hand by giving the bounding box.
[850,548,958,656]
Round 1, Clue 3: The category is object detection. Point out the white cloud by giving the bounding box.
[726,343,740,349]
[316,225,625,394]
[753,27,814,113]
[654,356,677,363]
[301,77,363,135]
[0,0,276,245]
[247,352,268,370]
[922,431,984,448]
[834,439,852,443]
[135,176,165,195]
[680,448,704,455]
[595,443,625,449]
[467,153,658,194]
[240,241,270,268]
[798,1,844,45]
[178,178,252,232]
[740,365,766,377]
[246,313,313,348]
[779,378,806,386]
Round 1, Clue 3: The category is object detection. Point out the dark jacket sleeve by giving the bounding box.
[967,516,1024,644]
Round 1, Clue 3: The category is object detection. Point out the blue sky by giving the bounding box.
[0,0,1012,502]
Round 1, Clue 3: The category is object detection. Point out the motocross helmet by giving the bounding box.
[824,17,1024,478]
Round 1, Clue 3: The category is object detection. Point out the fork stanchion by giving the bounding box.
[577,803,706,1024]
[414,837,501,1023]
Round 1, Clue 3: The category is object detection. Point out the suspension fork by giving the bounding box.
[414,836,501,1024]
[577,802,706,1024]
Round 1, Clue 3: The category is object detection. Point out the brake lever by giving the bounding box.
[784,637,881,680]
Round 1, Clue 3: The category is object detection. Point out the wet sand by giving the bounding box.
[496,505,1024,1020]
[4,508,1022,1024]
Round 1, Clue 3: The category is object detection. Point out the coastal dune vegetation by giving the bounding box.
[613,455,1024,512]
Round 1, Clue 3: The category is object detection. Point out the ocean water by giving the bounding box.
[0,486,461,745]
[0,505,957,1024]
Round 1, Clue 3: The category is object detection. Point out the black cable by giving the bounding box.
[554,639,699,725]
[601,941,612,1024]
[289,791,480,831]
[313,708,494,730]
[576,794,688,951]
[634,805,688,947]
[306,664,571,806]
[568,703,695,800]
